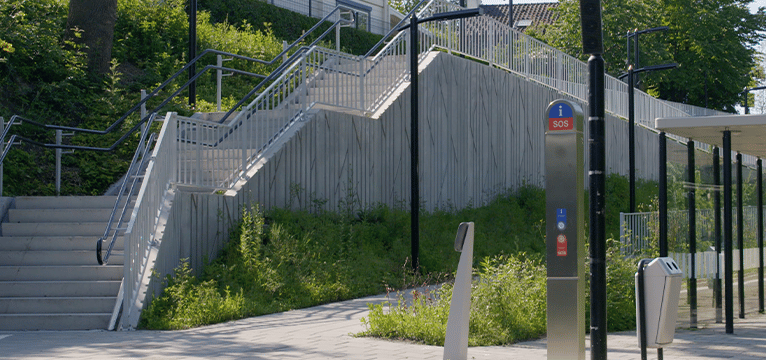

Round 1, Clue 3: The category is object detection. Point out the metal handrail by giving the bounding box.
[364,0,431,58]
[217,7,358,124]
[0,64,265,162]
[0,4,359,159]
[97,113,159,265]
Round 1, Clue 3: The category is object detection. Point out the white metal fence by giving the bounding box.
[620,207,764,255]
[121,112,177,329]
[669,248,766,280]
[621,208,765,279]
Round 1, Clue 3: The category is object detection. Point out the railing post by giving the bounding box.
[524,36,530,79]
[302,52,308,114]
[141,89,148,135]
[359,55,365,110]
[196,120,202,186]
[217,55,223,112]
[283,40,289,64]
[620,212,626,253]
[55,129,62,196]
[336,22,341,53]
[487,21,495,66]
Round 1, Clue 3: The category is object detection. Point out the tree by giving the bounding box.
[66,0,118,76]
[538,0,766,112]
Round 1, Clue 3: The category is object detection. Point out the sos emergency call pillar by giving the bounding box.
[545,99,586,360]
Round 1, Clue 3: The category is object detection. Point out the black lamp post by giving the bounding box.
[397,7,483,271]
[189,0,197,108]
[622,63,677,213]
[741,85,766,114]
[627,26,669,87]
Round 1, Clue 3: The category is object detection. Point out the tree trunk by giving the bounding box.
[66,0,117,76]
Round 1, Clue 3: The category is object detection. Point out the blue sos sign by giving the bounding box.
[548,103,574,131]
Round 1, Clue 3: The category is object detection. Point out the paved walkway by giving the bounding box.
[1,291,765,359]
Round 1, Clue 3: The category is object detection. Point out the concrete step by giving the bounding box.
[0,236,122,251]
[13,196,121,210]
[2,222,108,237]
[0,250,122,266]
[0,296,116,314]
[0,313,111,330]
[0,281,121,297]
[0,265,122,281]
[7,208,130,223]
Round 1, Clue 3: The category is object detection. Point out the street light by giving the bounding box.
[620,62,677,213]
[189,0,197,108]
[626,26,669,87]
[397,7,483,271]
[741,85,766,114]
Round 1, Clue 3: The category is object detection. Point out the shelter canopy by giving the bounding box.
[655,114,766,158]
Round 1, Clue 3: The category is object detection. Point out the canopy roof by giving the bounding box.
[655,114,766,158]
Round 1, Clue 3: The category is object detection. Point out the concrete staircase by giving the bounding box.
[0,196,126,330]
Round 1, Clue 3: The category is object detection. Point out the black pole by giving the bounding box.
[509,0,513,28]
[659,132,668,257]
[588,53,607,360]
[579,0,606,355]
[409,13,419,272]
[633,33,639,87]
[737,152,745,319]
[688,140,697,328]
[638,258,651,360]
[188,0,197,107]
[714,147,723,323]
[745,90,750,114]
[628,66,636,213]
[759,158,764,313]
[723,131,733,333]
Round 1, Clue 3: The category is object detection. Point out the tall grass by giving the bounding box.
[139,185,550,330]
[360,239,638,346]
[362,254,547,346]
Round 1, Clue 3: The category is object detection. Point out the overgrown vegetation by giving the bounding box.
[139,185,550,330]
[360,238,637,346]
[361,254,547,346]
[141,180,642,347]
[0,0,381,196]
[198,0,383,56]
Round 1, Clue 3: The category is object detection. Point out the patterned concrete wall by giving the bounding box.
[149,52,663,286]
[234,52,660,212]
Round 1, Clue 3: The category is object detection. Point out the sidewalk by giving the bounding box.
[1,291,764,359]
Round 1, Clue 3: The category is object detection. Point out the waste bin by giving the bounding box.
[635,257,683,349]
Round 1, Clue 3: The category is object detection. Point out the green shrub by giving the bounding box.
[0,0,88,118]
[140,185,551,330]
[363,241,638,346]
[361,254,547,346]
[139,261,246,330]
[199,0,383,55]
[113,0,189,86]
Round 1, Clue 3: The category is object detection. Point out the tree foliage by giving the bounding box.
[538,0,766,112]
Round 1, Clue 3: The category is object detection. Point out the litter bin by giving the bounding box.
[635,257,682,353]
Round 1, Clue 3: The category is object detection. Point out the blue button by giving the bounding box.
[556,208,566,230]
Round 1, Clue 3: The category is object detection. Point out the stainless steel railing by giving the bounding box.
[96,113,159,266]
[121,112,178,329]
